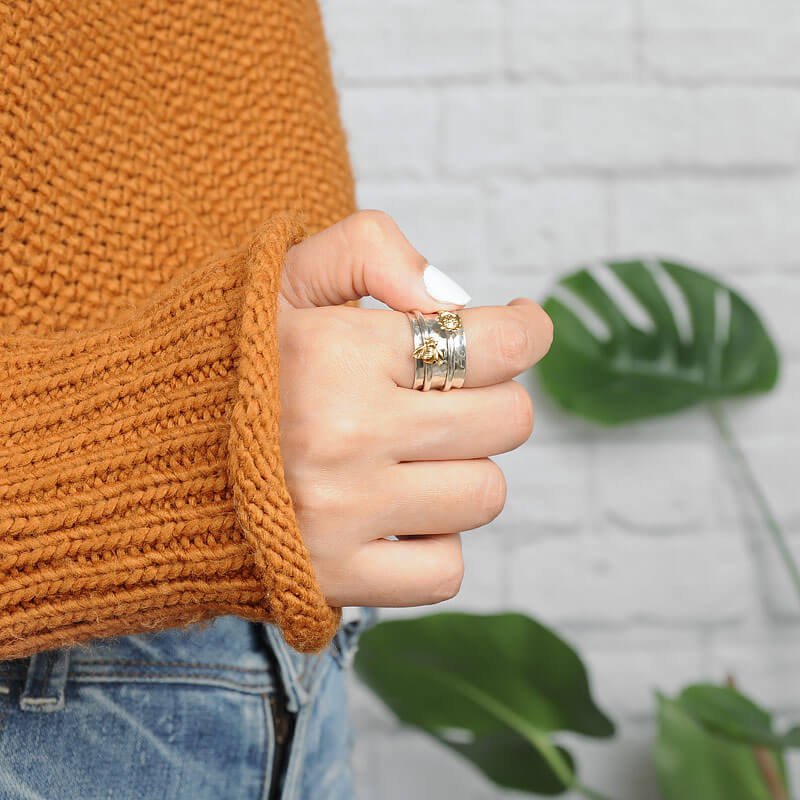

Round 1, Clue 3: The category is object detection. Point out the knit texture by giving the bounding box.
[0,0,355,659]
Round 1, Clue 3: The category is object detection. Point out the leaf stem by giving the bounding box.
[753,746,789,800]
[421,670,620,799]
[524,730,576,788]
[726,676,789,800]
[525,730,621,800]
[709,402,800,602]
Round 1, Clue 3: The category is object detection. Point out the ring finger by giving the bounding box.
[389,379,534,462]
[369,458,507,538]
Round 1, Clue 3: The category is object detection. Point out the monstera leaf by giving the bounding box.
[674,684,800,751]
[354,612,614,796]
[536,259,779,424]
[655,687,790,800]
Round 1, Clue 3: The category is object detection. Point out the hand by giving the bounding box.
[278,211,553,608]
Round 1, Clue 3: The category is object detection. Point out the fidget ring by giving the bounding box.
[407,310,467,391]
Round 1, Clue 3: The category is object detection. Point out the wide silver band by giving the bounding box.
[407,310,467,391]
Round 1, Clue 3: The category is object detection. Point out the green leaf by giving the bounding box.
[536,259,779,424]
[354,612,614,795]
[675,684,800,750]
[654,693,789,800]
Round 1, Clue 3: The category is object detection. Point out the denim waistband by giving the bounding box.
[0,608,377,714]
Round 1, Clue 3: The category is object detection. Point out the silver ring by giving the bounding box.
[406,310,466,391]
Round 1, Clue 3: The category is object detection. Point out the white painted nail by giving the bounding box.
[422,264,471,305]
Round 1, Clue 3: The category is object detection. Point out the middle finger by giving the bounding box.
[389,379,535,463]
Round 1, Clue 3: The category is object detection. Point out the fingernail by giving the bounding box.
[423,264,471,306]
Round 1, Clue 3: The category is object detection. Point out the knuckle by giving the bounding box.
[291,480,340,517]
[348,209,396,246]
[327,413,363,450]
[540,307,555,353]
[312,411,361,462]
[281,310,331,363]
[478,462,507,523]
[290,408,357,465]
[495,320,531,373]
[429,550,465,604]
[284,422,318,463]
[510,381,535,442]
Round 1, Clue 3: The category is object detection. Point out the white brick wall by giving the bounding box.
[318,1,800,797]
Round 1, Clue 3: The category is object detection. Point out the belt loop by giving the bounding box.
[20,649,71,713]
[331,606,377,668]
[262,623,323,713]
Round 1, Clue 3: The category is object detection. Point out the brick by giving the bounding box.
[466,269,553,308]
[442,87,800,175]
[719,363,800,447]
[440,88,506,174]
[507,0,635,81]
[613,178,800,270]
[495,440,591,534]
[642,0,800,27]
[709,634,800,711]
[487,179,610,271]
[733,436,800,529]
[759,530,800,619]
[524,379,603,443]
[319,0,502,82]
[709,428,800,622]
[643,32,800,82]
[355,726,498,800]
[508,0,635,29]
[443,532,505,611]
[508,533,754,624]
[339,88,438,178]
[734,275,800,359]
[577,631,708,718]
[642,0,800,81]
[594,439,715,533]
[355,181,487,274]
[561,720,661,800]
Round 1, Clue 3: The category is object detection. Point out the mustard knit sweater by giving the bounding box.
[0,0,356,659]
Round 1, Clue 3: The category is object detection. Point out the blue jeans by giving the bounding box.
[0,610,375,799]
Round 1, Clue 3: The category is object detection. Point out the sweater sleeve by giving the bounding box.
[0,215,341,660]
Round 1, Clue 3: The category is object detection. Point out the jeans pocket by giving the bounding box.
[0,678,275,800]
[0,619,288,800]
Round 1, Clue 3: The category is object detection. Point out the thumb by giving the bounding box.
[279,210,471,311]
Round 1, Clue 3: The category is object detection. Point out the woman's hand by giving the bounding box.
[277,211,553,608]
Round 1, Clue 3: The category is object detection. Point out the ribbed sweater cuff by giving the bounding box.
[0,215,341,659]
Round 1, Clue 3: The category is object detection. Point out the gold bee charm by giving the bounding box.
[413,337,445,365]
[437,310,463,332]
